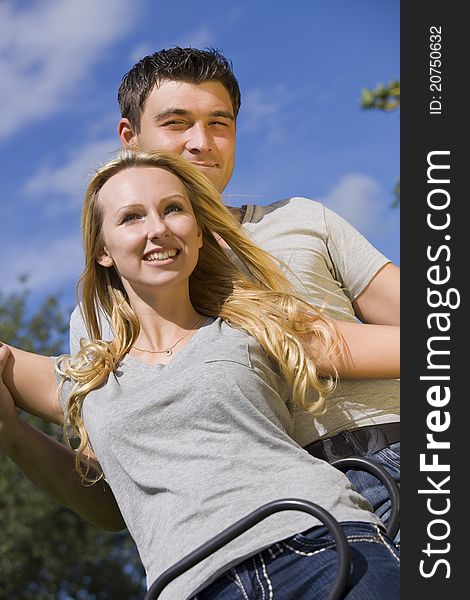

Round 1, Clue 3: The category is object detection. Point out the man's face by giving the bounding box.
[120,80,236,193]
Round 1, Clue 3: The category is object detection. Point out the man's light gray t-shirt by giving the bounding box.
[69,197,399,445]
[56,319,380,599]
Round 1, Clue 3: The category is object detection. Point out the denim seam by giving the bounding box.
[346,534,381,542]
[375,525,401,564]
[283,532,385,557]
[259,553,274,600]
[229,569,250,600]
[376,448,400,469]
[253,557,266,600]
[267,543,285,560]
[282,541,334,557]
[293,531,382,546]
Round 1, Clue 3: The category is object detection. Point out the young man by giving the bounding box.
[1,48,399,537]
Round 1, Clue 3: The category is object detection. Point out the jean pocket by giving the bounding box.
[284,522,382,553]
[282,526,337,553]
[375,442,400,470]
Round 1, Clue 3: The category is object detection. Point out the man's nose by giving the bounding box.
[186,123,212,154]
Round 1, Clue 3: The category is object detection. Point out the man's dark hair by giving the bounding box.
[118,47,241,133]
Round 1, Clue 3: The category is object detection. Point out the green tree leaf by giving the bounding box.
[360,80,400,206]
[360,80,400,111]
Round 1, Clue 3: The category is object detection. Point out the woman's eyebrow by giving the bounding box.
[114,194,188,217]
[114,203,143,218]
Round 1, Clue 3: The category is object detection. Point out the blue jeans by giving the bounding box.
[344,442,400,547]
[193,522,400,599]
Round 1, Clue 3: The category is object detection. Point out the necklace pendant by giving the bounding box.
[165,349,173,356]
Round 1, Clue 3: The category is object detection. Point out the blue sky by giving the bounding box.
[0,0,399,311]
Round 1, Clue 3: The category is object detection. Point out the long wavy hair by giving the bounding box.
[56,149,339,481]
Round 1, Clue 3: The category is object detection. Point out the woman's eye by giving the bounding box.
[164,203,184,215]
[121,213,141,224]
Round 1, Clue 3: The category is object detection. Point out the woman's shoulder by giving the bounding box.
[205,318,254,355]
[215,320,276,373]
[195,318,271,371]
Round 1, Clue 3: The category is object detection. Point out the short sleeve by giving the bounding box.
[69,304,114,355]
[323,205,390,301]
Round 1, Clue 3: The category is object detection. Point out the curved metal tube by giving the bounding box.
[144,498,351,600]
[331,456,400,541]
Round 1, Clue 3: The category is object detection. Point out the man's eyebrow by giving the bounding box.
[154,108,234,122]
[154,108,189,121]
[209,110,234,121]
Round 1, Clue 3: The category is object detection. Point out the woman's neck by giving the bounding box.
[127,288,204,363]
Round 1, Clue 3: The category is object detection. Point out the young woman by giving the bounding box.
[0,150,399,599]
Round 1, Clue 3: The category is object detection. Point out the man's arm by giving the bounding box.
[0,344,126,532]
[352,262,400,326]
[321,204,399,326]
[314,320,400,380]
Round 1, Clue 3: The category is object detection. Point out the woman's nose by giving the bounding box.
[147,215,169,239]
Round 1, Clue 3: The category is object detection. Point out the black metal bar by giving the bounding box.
[144,498,351,600]
[331,457,400,541]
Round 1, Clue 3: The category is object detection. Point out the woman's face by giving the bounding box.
[96,166,203,300]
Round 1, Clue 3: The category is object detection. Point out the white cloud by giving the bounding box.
[2,234,83,294]
[0,0,135,140]
[321,173,385,236]
[23,138,119,212]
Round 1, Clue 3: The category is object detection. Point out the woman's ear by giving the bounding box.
[197,226,203,249]
[96,247,114,268]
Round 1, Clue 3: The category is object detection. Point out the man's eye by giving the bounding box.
[162,120,186,128]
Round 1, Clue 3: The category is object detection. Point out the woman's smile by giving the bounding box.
[142,248,180,263]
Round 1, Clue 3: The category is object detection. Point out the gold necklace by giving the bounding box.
[132,316,206,356]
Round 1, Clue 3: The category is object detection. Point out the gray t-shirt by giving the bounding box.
[56,318,380,599]
[69,197,399,445]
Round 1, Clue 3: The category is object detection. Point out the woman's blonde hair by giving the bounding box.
[56,149,338,481]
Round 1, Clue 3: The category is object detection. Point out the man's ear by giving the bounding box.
[118,118,137,148]
[96,248,114,268]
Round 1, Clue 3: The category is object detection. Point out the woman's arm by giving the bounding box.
[0,342,63,424]
[0,419,126,531]
[317,320,400,380]
[0,344,126,531]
